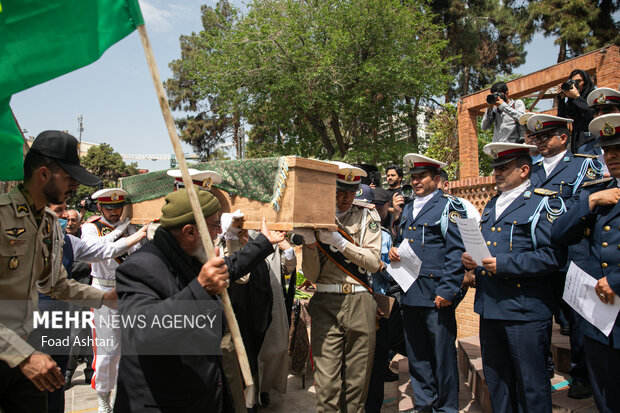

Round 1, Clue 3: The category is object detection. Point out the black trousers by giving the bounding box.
[0,361,47,413]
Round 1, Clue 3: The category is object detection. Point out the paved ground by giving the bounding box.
[65,355,481,412]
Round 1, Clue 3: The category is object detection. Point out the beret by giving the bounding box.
[159,188,221,229]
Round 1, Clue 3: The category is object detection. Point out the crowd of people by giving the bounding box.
[0,79,619,413]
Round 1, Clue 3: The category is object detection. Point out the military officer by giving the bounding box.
[551,114,620,413]
[297,162,381,413]
[579,87,620,155]
[389,154,467,413]
[0,131,115,412]
[166,168,222,192]
[462,143,567,413]
[81,188,143,413]
[527,113,604,398]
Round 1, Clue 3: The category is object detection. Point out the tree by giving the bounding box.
[166,0,452,164]
[528,0,619,62]
[67,143,138,207]
[431,0,534,102]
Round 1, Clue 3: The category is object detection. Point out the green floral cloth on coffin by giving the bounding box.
[120,157,285,204]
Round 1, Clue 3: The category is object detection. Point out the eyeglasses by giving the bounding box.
[531,133,557,144]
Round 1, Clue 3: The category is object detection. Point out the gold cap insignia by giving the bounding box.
[602,122,615,136]
[596,94,606,104]
[345,171,354,182]
[111,193,119,201]
[490,149,499,159]
[534,120,544,131]
[8,257,19,270]
[202,178,213,190]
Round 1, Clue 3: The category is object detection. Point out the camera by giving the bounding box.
[80,196,98,212]
[486,92,504,105]
[400,184,415,204]
[561,79,577,91]
[368,171,382,187]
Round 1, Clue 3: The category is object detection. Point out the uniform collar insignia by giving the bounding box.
[563,156,570,162]
[16,204,29,214]
[523,191,531,199]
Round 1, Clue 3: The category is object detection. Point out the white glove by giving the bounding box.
[221,210,244,240]
[292,228,316,244]
[109,218,131,240]
[317,229,348,252]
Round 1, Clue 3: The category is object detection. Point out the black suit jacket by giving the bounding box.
[113,233,274,413]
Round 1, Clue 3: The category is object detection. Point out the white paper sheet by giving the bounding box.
[386,239,421,293]
[456,217,492,266]
[563,261,620,337]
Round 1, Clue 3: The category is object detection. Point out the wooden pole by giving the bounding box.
[136,24,253,387]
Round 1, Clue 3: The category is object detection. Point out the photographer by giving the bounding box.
[481,81,526,143]
[557,69,595,153]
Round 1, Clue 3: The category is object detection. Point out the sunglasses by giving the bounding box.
[531,133,557,144]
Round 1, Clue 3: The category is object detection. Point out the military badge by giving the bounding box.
[490,149,499,159]
[586,168,597,180]
[534,188,557,196]
[523,191,531,199]
[42,222,51,236]
[356,188,363,197]
[449,211,461,223]
[5,228,26,237]
[16,204,28,213]
[345,171,354,182]
[546,213,557,223]
[202,178,213,190]
[563,156,570,162]
[8,257,19,270]
[111,193,120,201]
[368,221,379,233]
[595,94,606,104]
[603,122,615,136]
[534,120,544,131]
[101,227,112,235]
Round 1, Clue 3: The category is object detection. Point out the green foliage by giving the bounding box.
[431,0,534,101]
[528,0,619,62]
[423,104,460,179]
[67,143,138,207]
[167,0,452,163]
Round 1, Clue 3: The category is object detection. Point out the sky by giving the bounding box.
[10,0,561,172]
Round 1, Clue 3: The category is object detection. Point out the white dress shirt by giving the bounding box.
[542,150,567,177]
[495,179,530,220]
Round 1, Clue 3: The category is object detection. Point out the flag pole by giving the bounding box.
[136,24,253,387]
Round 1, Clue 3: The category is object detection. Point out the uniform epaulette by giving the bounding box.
[581,177,614,188]
[533,188,558,196]
[442,193,456,200]
[86,215,102,223]
[574,153,598,159]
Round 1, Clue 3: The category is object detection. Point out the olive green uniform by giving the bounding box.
[302,206,381,413]
[0,186,105,367]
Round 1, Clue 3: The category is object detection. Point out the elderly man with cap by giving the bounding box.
[113,188,284,413]
[0,131,116,413]
[80,187,144,412]
[462,143,568,413]
[388,154,467,413]
[527,113,604,398]
[551,114,620,413]
[295,162,381,413]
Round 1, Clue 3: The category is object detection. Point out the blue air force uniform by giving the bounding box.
[393,153,466,413]
[530,151,603,199]
[475,143,568,413]
[551,113,620,413]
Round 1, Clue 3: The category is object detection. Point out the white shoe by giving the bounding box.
[97,392,113,413]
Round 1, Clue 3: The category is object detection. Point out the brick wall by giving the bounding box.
[450,176,497,338]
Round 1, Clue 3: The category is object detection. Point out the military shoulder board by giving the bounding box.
[573,153,598,158]
[581,177,615,188]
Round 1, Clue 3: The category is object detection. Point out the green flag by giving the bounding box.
[0,0,144,181]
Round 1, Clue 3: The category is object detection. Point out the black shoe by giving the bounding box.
[84,368,94,384]
[384,368,399,382]
[65,369,74,389]
[568,380,592,399]
[560,325,571,336]
[260,392,270,406]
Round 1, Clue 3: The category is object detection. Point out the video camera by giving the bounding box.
[368,171,382,188]
[80,196,98,212]
[486,92,506,105]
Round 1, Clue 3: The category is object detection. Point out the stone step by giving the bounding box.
[458,334,597,413]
